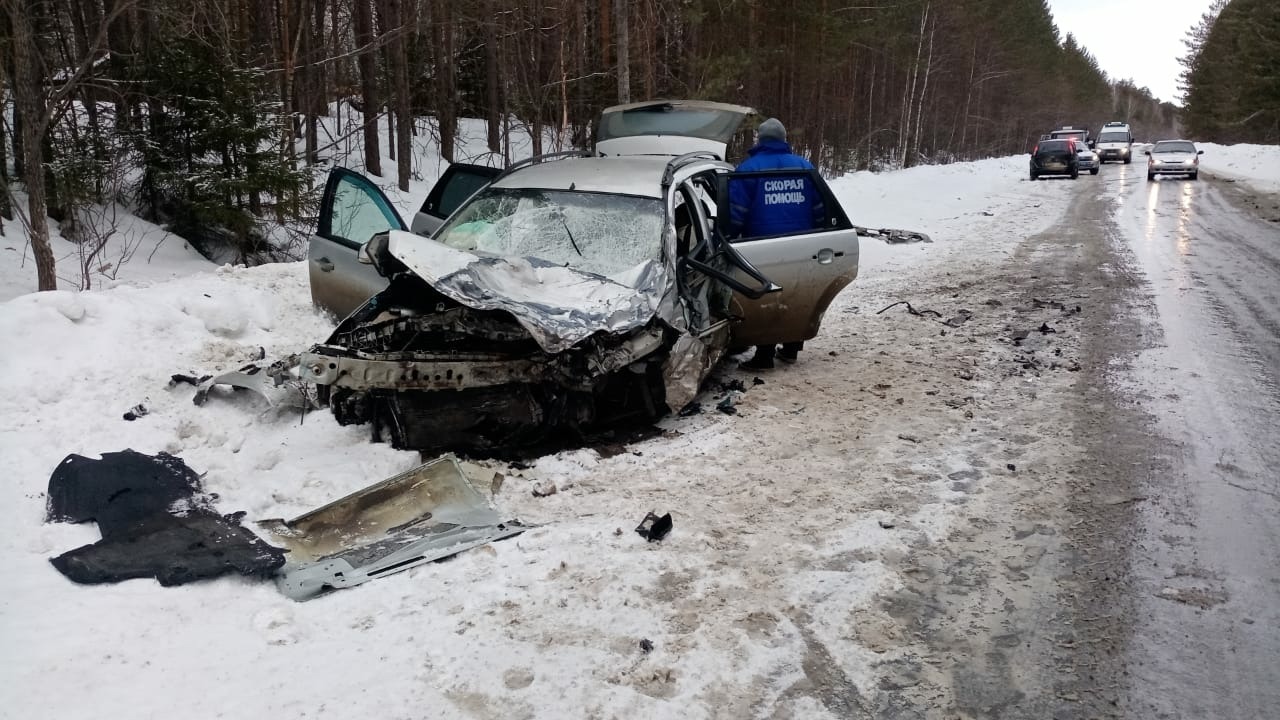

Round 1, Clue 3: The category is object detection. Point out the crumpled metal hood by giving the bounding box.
[388,231,670,354]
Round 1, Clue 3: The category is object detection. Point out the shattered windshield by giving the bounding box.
[434,188,665,279]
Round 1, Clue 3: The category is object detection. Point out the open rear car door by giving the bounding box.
[715,168,860,347]
[410,162,502,236]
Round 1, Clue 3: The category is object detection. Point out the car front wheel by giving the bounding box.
[1124,156,1132,164]
[1090,168,1099,175]
[1147,171,1155,181]
[1030,171,1038,181]
[1190,172,1198,181]
[1070,169,1079,179]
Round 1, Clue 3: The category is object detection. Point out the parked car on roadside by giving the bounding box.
[1048,126,1091,147]
[1030,139,1079,180]
[1146,140,1203,181]
[1075,141,1100,175]
[301,101,862,454]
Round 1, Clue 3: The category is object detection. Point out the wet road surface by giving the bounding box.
[1103,164,1280,718]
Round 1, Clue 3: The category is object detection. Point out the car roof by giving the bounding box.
[489,155,721,197]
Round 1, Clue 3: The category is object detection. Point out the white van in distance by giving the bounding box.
[1095,122,1134,164]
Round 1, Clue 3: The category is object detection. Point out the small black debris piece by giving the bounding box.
[45,450,285,586]
[1038,323,1057,334]
[168,373,211,388]
[720,379,747,393]
[752,377,766,386]
[678,402,703,417]
[635,512,673,542]
[1007,463,1017,472]
[716,396,737,415]
[122,404,149,421]
[897,434,920,444]
[878,519,896,529]
[253,346,266,361]
[639,639,655,653]
[876,300,942,318]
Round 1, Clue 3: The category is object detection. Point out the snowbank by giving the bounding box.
[1197,143,1280,194]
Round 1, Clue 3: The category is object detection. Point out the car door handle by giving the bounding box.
[813,248,843,264]
[315,257,334,272]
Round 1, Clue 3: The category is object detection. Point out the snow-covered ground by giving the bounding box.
[1189,142,1280,194]
[0,134,1090,717]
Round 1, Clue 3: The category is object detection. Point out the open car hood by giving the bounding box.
[594,100,756,160]
[388,231,669,354]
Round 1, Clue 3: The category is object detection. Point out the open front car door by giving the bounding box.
[309,168,406,318]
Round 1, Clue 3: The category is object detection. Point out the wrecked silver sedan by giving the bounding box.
[302,103,861,454]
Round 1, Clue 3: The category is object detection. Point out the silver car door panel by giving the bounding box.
[732,228,860,346]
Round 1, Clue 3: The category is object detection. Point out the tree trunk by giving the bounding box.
[353,0,382,175]
[7,0,57,290]
[484,0,500,152]
[388,0,411,190]
[613,0,628,103]
[436,0,456,163]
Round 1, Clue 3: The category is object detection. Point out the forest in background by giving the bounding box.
[0,0,1216,289]
[1180,0,1279,145]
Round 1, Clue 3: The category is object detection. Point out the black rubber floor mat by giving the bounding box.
[46,450,285,586]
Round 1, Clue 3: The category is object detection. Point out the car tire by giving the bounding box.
[1070,169,1079,179]
[1124,156,1132,165]
[1030,171,1038,181]
[1090,168,1099,175]
[1190,172,1198,181]
[1147,172,1155,181]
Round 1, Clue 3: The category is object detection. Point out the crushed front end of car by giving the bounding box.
[298,230,723,455]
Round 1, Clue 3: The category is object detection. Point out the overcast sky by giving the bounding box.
[1046,0,1216,104]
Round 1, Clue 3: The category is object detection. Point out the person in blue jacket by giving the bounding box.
[729,118,825,370]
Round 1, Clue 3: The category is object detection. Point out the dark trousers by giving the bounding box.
[754,341,804,360]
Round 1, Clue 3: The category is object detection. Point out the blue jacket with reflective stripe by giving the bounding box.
[728,139,824,237]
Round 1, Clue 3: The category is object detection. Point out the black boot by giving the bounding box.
[740,344,776,370]
[778,341,802,363]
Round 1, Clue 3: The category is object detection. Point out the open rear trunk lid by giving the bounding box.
[594,100,756,160]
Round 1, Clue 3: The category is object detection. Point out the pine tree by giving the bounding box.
[137,41,310,263]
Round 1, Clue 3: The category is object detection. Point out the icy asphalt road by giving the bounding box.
[868,164,1280,718]
[1104,167,1280,718]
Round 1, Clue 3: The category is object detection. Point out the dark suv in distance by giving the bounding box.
[1029,139,1079,180]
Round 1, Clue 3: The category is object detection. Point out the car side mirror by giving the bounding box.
[1144,150,1151,156]
[358,231,405,278]
[1197,150,1204,155]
